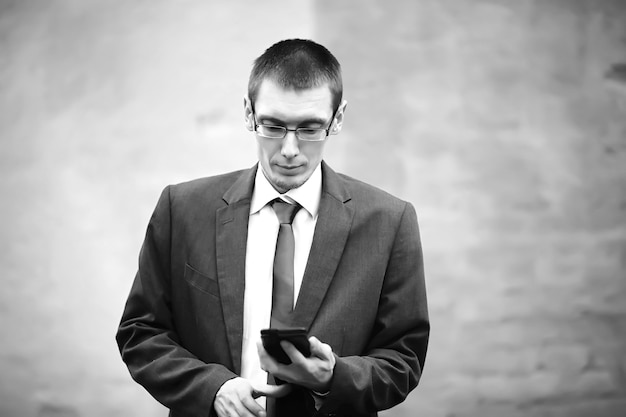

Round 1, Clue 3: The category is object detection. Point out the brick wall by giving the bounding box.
[1,1,625,416]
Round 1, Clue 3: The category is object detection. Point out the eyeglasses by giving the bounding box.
[252,110,337,142]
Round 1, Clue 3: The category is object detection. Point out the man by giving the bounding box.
[116,39,429,417]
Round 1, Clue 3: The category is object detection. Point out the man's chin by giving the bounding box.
[269,174,306,193]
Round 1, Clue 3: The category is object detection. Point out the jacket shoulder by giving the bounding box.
[165,168,251,209]
[335,172,410,213]
[173,170,246,193]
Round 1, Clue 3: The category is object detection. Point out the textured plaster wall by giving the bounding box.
[0,1,315,416]
[319,1,626,417]
[1,1,626,417]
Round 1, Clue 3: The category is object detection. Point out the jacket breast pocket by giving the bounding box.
[184,263,219,297]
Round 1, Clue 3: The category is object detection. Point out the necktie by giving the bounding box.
[267,199,300,417]
[270,199,301,328]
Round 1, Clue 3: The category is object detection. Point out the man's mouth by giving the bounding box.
[276,164,303,171]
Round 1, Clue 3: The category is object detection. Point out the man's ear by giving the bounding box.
[243,96,254,131]
[329,100,348,135]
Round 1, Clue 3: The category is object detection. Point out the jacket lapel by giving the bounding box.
[215,165,256,375]
[292,162,354,330]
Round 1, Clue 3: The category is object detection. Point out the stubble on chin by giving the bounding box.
[270,176,304,193]
[267,171,309,193]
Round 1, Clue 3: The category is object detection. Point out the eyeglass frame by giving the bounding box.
[251,107,339,142]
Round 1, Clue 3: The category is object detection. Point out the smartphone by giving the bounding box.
[260,327,311,365]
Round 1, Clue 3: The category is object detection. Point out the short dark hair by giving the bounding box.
[248,39,343,112]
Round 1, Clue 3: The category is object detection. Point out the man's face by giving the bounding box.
[245,79,344,193]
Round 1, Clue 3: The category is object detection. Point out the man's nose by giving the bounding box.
[280,130,300,158]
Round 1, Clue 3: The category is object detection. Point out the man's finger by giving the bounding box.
[308,336,333,360]
[280,340,306,363]
[240,393,266,416]
[256,340,274,363]
[215,377,270,417]
[252,382,294,398]
[256,340,279,373]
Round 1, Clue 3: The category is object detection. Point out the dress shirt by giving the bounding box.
[241,163,321,406]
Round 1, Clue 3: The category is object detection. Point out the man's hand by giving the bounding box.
[214,377,293,417]
[257,336,336,392]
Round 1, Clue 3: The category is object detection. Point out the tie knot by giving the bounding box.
[272,199,300,224]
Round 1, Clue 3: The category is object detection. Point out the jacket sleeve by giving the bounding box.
[116,186,236,416]
[320,202,430,415]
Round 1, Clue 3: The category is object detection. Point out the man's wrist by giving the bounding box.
[311,366,334,394]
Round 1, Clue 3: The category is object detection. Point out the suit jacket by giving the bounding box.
[116,161,429,417]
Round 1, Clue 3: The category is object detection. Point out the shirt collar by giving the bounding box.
[250,163,322,218]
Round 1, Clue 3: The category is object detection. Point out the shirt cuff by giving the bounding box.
[311,389,330,410]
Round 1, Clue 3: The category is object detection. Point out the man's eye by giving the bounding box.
[261,125,284,135]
